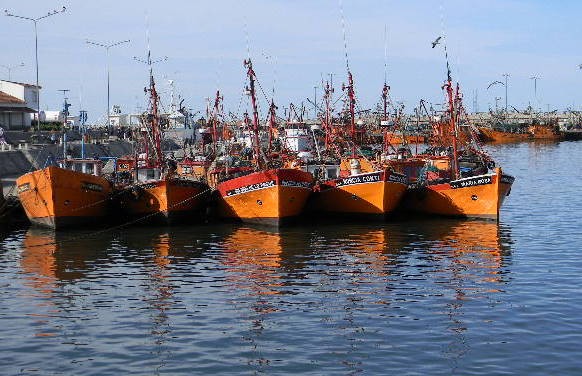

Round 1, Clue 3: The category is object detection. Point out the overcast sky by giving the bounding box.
[2,0,581,123]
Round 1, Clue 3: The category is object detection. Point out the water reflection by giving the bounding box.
[22,227,109,287]
[405,219,512,372]
[20,227,111,338]
[411,219,512,281]
[223,227,282,297]
[13,220,513,374]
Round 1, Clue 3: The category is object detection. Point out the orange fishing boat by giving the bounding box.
[115,57,210,225]
[478,122,562,143]
[213,59,313,226]
[528,123,562,140]
[385,133,427,144]
[215,168,313,226]
[116,163,210,224]
[404,75,514,220]
[405,167,514,219]
[309,72,408,218]
[17,92,115,229]
[310,157,407,218]
[16,160,113,229]
[477,126,531,143]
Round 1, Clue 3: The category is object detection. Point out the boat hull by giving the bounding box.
[16,166,113,229]
[215,168,313,226]
[118,178,210,225]
[404,168,514,220]
[309,170,408,218]
[479,125,562,143]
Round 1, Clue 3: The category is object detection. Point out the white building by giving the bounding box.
[0,80,40,130]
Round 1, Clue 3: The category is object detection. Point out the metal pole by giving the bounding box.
[86,39,130,133]
[34,21,39,132]
[106,47,110,131]
[502,73,510,114]
[0,63,25,81]
[5,7,67,132]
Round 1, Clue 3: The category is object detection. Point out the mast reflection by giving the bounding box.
[413,219,513,372]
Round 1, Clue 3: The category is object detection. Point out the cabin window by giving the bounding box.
[327,168,338,179]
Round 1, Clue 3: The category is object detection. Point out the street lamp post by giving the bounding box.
[502,73,510,114]
[530,75,541,110]
[86,39,130,132]
[5,7,67,132]
[1,62,25,81]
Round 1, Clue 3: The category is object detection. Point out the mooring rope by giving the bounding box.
[23,187,212,249]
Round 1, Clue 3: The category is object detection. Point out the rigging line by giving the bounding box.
[255,76,271,108]
[339,0,350,72]
[216,56,223,91]
[384,23,389,84]
[439,1,451,81]
[145,11,152,67]
[243,19,251,60]
[235,87,245,118]
[25,187,212,249]
[271,55,277,99]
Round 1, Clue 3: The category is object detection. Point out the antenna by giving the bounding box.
[271,55,277,99]
[243,19,251,60]
[263,52,277,99]
[58,88,70,100]
[216,57,222,91]
[384,24,389,84]
[145,11,152,66]
[439,2,451,81]
[339,0,350,72]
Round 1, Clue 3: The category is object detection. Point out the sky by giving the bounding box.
[1,0,582,123]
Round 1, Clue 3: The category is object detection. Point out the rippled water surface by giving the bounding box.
[2,142,582,375]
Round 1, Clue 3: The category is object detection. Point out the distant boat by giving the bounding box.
[478,121,562,143]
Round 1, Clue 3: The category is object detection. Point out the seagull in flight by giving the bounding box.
[487,80,505,89]
[578,63,582,70]
[431,36,442,48]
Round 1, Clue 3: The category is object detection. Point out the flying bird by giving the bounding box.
[487,80,505,90]
[578,63,582,70]
[431,36,442,48]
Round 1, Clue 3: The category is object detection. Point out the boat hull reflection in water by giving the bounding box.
[3,219,513,375]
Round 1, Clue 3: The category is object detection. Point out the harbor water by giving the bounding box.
[1,141,582,375]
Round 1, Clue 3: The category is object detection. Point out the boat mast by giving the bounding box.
[343,71,357,158]
[322,80,333,149]
[133,23,167,169]
[381,82,392,154]
[244,58,262,169]
[444,73,460,180]
[382,83,389,122]
[211,90,222,155]
[58,89,70,160]
[147,65,163,168]
[267,99,277,154]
